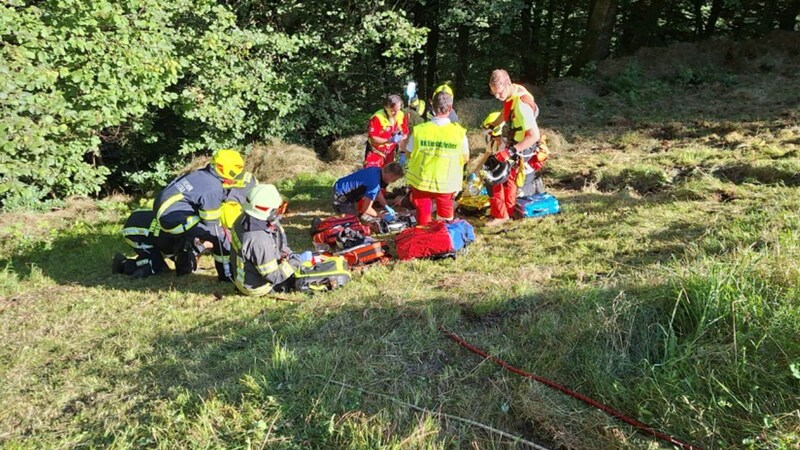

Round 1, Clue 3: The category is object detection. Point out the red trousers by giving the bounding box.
[490,170,518,219]
[410,187,455,226]
[364,149,394,168]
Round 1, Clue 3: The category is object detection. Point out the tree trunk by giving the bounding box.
[704,0,723,37]
[454,23,469,98]
[778,0,800,30]
[424,0,440,98]
[568,0,619,75]
[521,0,535,83]
[553,2,571,76]
[413,0,428,97]
[693,0,704,37]
[762,0,779,33]
[620,0,668,53]
[539,0,557,81]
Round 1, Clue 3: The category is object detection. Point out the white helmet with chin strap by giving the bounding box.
[244,184,283,221]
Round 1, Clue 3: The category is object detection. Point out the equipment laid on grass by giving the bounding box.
[370,213,417,234]
[310,214,360,236]
[336,241,390,267]
[312,222,372,252]
[294,256,351,293]
[514,193,561,219]
[395,219,475,261]
[457,194,490,216]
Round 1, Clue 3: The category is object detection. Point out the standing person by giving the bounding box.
[424,84,460,124]
[230,184,312,296]
[365,94,409,168]
[331,163,405,221]
[485,69,541,227]
[152,148,248,281]
[404,90,469,226]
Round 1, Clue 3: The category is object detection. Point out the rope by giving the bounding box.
[439,327,702,450]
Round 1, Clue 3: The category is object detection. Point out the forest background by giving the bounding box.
[2,0,799,209]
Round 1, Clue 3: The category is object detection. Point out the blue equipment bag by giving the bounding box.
[515,193,561,219]
[445,219,475,252]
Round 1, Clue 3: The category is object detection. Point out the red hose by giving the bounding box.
[439,327,702,450]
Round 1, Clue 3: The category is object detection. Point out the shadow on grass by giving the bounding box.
[110,281,764,449]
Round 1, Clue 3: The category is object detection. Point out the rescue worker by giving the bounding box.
[332,162,405,221]
[365,94,409,168]
[485,69,542,227]
[152,148,254,281]
[424,84,460,123]
[230,184,312,296]
[404,90,469,226]
[112,209,179,278]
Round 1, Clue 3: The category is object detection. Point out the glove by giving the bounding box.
[383,205,396,222]
[297,251,313,263]
[389,131,403,144]
[398,152,407,166]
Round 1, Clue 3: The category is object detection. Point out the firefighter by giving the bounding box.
[365,94,409,168]
[484,69,543,227]
[112,209,179,278]
[404,90,469,226]
[230,184,312,296]
[152,148,254,281]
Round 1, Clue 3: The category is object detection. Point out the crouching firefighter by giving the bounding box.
[230,184,313,296]
[112,209,178,278]
[152,148,252,281]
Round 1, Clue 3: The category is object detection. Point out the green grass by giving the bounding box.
[2,71,800,449]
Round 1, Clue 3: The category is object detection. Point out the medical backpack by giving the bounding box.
[294,256,351,293]
[395,219,475,261]
[336,241,389,267]
[514,193,560,219]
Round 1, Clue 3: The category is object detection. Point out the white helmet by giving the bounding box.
[244,184,283,221]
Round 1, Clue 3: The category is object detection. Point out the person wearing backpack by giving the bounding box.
[230,184,313,296]
[403,90,469,226]
[331,163,405,221]
[484,69,542,227]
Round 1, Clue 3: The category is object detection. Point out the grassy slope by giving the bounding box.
[2,52,800,449]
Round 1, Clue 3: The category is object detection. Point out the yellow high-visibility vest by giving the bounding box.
[406,122,466,193]
[504,84,537,144]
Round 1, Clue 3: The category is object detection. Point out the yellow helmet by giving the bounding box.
[433,84,454,98]
[409,97,426,116]
[212,149,245,180]
[482,111,505,137]
[244,184,283,221]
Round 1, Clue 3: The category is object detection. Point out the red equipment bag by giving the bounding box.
[310,214,360,236]
[395,221,455,261]
[312,223,372,251]
[336,241,389,267]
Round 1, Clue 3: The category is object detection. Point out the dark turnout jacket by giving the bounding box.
[230,214,301,296]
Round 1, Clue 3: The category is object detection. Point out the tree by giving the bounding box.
[568,0,619,75]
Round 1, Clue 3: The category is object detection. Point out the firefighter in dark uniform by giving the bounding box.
[230,184,312,296]
[112,209,178,278]
[152,149,256,281]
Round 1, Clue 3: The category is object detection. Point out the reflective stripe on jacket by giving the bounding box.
[502,84,538,144]
[405,121,466,193]
[153,166,254,235]
[230,215,299,296]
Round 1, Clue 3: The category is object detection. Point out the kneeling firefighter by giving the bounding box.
[152,149,255,281]
[112,209,179,278]
[230,184,312,296]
